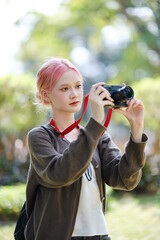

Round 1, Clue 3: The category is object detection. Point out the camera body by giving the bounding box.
[103,85,134,108]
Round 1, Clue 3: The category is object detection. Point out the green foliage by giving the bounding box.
[0,184,25,218]
[107,193,160,239]
[0,74,46,135]
[134,77,160,193]
[17,13,72,74]
[17,0,160,84]
[0,74,48,184]
[132,77,160,131]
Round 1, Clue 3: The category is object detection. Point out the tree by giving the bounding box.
[0,74,46,134]
[16,0,160,85]
[0,74,47,184]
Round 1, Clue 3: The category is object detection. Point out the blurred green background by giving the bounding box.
[0,0,160,239]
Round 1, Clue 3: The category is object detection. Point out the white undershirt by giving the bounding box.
[72,164,108,236]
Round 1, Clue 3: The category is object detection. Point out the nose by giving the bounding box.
[70,88,78,98]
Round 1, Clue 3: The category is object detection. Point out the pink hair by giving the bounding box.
[36,57,82,105]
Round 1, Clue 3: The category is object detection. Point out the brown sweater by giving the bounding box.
[25,118,147,240]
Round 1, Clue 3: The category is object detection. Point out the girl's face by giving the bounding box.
[48,70,83,115]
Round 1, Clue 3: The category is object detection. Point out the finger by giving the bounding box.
[132,99,144,108]
[97,87,114,102]
[90,83,103,94]
[126,98,136,110]
[91,82,106,91]
[92,85,113,102]
[90,83,106,98]
[103,100,115,107]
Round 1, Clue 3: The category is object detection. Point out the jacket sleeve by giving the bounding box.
[27,118,106,188]
[98,132,148,190]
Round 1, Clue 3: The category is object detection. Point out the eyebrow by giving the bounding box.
[59,81,82,87]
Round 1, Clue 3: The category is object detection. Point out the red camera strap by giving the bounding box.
[50,94,113,139]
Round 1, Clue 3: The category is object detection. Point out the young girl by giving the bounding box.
[25,57,147,240]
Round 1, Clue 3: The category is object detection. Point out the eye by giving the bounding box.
[76,84,82,89]
[60,87,68,92]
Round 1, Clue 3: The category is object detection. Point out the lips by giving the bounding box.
[70,101,79,105]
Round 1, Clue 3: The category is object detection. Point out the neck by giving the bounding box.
[52,112,75,132]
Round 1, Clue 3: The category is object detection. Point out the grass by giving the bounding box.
[106,193,160,240]
[0,222,15,240]
[0,191,159,240]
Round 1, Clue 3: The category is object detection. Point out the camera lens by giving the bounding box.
[123,86,134,100]
[112,86,134,103]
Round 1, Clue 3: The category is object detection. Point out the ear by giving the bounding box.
[40,89,50,103]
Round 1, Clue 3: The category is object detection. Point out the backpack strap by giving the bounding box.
[41,126,53,141]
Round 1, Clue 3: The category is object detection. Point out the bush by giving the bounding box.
[0,184,25,220]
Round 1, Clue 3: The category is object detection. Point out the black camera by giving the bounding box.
[103,85,134,108]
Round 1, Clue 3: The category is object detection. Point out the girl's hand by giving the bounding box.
[114,98,144,142]
[89,82,114,123]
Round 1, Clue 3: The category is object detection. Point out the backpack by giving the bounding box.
[14,202,27,240]
[14,126,53,240]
